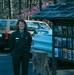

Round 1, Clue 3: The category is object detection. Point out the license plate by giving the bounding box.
[0,34,2,37]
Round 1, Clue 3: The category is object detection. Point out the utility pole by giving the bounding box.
[8,0,11,19]
[19,0,21,15]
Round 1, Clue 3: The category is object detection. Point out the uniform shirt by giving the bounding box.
[9,30,32,53]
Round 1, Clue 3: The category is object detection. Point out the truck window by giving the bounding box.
[10,21,17,30]
[0,20,7,30]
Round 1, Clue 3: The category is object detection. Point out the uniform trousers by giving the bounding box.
[12,52,29,75]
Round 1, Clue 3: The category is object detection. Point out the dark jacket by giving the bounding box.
[9,30,32,54]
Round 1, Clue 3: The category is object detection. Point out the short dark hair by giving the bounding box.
[16,19,27,31]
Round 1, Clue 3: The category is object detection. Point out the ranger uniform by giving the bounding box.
[9,30,32,75]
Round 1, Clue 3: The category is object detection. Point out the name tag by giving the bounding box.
[15,37,19,39]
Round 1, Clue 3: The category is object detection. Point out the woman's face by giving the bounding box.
[18,22,25,30]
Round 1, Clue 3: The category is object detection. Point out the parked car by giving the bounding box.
[0,19,50,51]
[31,29,52,58]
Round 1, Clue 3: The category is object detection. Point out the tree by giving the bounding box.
[0,0,73,19]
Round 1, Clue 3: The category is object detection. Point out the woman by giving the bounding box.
[9,19,32,75]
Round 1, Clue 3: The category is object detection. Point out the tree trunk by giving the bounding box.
[32,50,50,75]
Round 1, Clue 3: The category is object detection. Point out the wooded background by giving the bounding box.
[0,0,73,19]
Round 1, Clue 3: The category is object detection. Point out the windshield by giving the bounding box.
[0,20,7,30]
[26,22,50,30]
[26,22,39,30]
[39,23,50,29]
